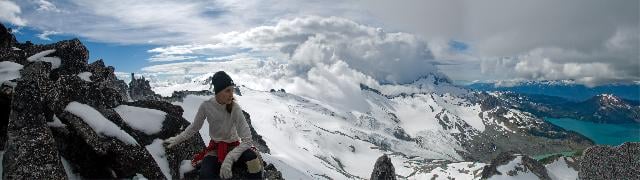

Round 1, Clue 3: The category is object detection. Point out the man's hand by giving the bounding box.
[163,136,179,149]
[220,160,233,179]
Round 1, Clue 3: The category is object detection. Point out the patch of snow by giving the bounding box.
[419,162,485,180]
[60,156,82,180]
[490,156,539,180]
[47,115,67,128]
[145,139,171,179]
[114,105,167,135]
[64,101,139,145]
[39,57,61,69]
[179,160,195,179]
[2,81,17,88]
[11,47,21,51]
[77,72,92,82]
[27,49,56,61]
[132,173,148,180]
[0,61,23,83]
[27,49,61,69]
[545,157,578,180]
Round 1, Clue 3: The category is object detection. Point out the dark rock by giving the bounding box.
[16,39,89,80]
[579,142,640,179]
[88,59,129,101]
[49,123,114,178]
[129,73,162,101]
[480,152,550,180]
[392,126,412,141]
[0,82,12,150]
[163,90,214,103]
[57,111,164,179]
[235,86,243,96]
[264,163,284,180]
[46,75,123,114]
[3,62,66,179]
[0,23,17,48]
[370,154,396,180]
[123,100,184,117]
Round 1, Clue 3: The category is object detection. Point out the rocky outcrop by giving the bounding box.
[0,23,206,179]
[163,90,214,102]
[129,73,161,101]
[480,152,551,180]
[0,24,16,49]
[370,155,396,180]
[88,59,129,101]
[3,62,67,179]
[579,142,639,179]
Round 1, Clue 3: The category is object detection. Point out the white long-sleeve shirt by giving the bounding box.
[173,98,253,163]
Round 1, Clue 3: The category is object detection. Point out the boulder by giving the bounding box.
[3,62,66,179]
[370,154,396,180]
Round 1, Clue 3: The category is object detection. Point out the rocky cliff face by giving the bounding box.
[129,73,161,101]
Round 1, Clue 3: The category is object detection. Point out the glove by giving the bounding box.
[163,136,180,149]
[219,159,233,179]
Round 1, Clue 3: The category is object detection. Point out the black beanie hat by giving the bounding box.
[212,71,235,94]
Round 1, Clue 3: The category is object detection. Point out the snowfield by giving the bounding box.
[163,75,496,179]
[152,73,580,179]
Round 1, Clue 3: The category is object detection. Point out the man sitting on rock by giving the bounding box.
[164,71,263,179]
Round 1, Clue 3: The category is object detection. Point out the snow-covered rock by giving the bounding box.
[77,72,92,82]
[114,105,167,135]
[480,153,550,180]
[65,101,139,145]
[0,61,22,83]
[27,49,61,69]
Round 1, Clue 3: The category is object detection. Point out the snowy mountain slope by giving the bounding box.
[160,73,593,179]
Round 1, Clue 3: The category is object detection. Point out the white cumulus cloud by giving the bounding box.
[0,0,26,26]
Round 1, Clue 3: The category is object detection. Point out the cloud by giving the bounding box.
[35,0,62,12]
[481,26,640,86]
[147,55,198,62]
[0,0,26,26]
[147,16,438,84]
[358,0,639,84]
[142,17,436,111]
[36,30,60,40]
[11,0,366,45]
[8,0,638,86]
[146,44,249,62]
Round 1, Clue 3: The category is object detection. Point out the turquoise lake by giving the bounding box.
[545,117,640,146]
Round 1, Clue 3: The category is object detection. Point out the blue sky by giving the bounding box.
[9,25,156,73]
[0,0,637,87]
